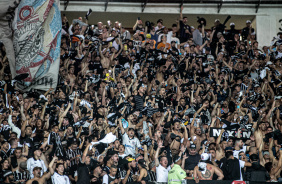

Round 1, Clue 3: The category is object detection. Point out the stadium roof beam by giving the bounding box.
[105,0,109,11]
[142,0,148,12]
[64,0,69,10]
[217,0,222,13]
[255,0,261,13]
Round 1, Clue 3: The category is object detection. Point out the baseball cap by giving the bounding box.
[127,157,135,162]
[138,159,147,168]
[266,61,273,66]
[263,151,270,156]
[246,20,251,24]
[146,34,151,39]
[230,22,235,26]
[19,162,27,170]
[128,127,135,131]
[190,44,196,47]
[173,155,182,163]
[215,19,220,22]
[157,19,163,24]
[201,153,210,161]
[190,144,196,149]
[33,166,42,171]
[135,153,143,159]
[251,32,256,36]
[32,144,41,153]
[249,154,259,161]
[1,140,8,144]
[3,170,13,177]
[225,147,233,151]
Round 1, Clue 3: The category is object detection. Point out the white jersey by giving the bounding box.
[156,165,171,182]
[239,160,245,181]
[122,133,141,156]
[51,172,70,184]
[26,158,47,178]
[233,145,247,159]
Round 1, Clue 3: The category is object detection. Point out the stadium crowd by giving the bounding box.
[1,5,282,184]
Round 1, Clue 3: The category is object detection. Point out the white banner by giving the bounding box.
[13,0,61,91]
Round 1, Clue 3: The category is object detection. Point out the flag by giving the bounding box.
[13,0,61,91]
[0,0,21,78]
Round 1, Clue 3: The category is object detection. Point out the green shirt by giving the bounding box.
[167,164,186,184]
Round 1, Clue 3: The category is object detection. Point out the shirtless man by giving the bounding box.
[99,44,111,69]
[215,129,227,161]
[11,148,27,172]
[254,121,267,149]
[67,65,76,86]
[26,167,51,184]
[156,65,166,83]
[193,153,224,183]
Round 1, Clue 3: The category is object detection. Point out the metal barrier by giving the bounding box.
[186,180,273,184]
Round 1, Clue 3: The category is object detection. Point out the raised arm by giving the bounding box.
[49,156,58,175]
[179,5,183,20]
[133,19,139,31]
[99,44,105,59]
[20,120,27,138]
[81,143,91,163]
[40,101,48,120]
[154,140,164,167]
[118,118,125,135]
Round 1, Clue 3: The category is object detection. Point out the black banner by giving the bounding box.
[209,128,251,139]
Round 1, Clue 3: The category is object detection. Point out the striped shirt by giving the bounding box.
[66,148,82,167]
[148,170,157,182]
[134,95,144,111]
[241,83,248,92]
[13,170,30,182]
[120,169,134,183]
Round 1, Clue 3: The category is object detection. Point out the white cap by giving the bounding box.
[251,32,256,36]
[266,61,273,66]
[230,22,235,26]
[215,19,220,22]
[246,20,251,23]
[191,26,195,29]
[201,153,210,161]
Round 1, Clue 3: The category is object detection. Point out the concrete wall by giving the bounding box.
[61,1,282,48]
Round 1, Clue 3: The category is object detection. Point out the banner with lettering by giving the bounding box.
[209,127,252,139]
[13,0,61,91]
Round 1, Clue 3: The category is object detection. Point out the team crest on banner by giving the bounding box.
[13,0,61,91]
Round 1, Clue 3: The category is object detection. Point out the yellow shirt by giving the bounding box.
[167,164,186,184]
